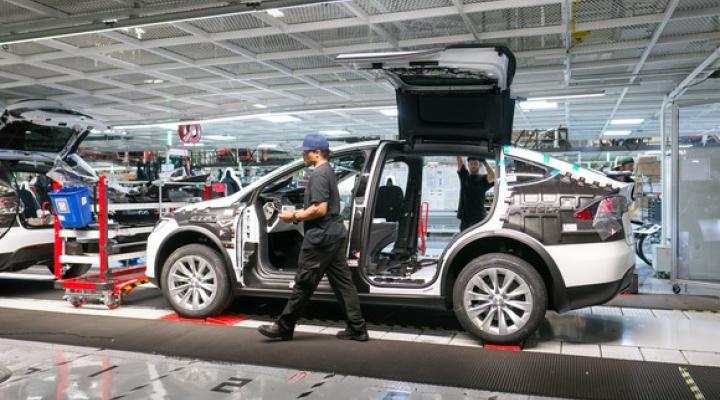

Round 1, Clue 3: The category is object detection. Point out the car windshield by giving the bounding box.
[0,121,77,153]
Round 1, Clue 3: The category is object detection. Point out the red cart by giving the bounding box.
[53,176,188,309]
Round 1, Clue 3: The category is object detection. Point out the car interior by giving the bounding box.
[363,151,498,287]
[0,161,54,229]
[255,152,367,274]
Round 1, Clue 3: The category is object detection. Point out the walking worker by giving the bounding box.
[456,156,495,231]
[258,134,368,342]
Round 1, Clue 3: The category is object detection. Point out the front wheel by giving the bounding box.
[453,253,547,344]
[161,244,233,318]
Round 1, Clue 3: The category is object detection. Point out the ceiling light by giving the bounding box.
[205,135,234,140]
[527,93,605,101]
[520,101,558,110]
[266,8,285,18]
[252,103,267,109]
[319,130,350,136]
[379,108,398,116]
[257,143,278,149]
[143,79,164,84]
[259,115,301,123]
[610,119,644,125]
[113,105,399,130]
[603,130,632,136]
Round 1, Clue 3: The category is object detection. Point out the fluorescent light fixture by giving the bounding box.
[114,105,398,130]
[603,130,632,136]
[267,8,285,18]
[143,79,164,84]
[319,130,351,136]
[259,115,301,123]
[252,103,268,109]
[257,143,278,149]
[611,119,644,125]
[527,93,605,101]
[0,1,332,46]
[520,101,558,110]
[680,144,693,148]
[379,108,398,116]
[205,135,234,140]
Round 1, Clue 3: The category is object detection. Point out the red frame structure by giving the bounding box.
[54,176,148,309]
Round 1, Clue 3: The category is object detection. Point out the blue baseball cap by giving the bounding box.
[300,133,329,151]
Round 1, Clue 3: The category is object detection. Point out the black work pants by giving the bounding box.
[277,240,366,332]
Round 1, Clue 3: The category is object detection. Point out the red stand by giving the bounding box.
[483,342,524,351]
[54,176,148,309]
[52,180,63,280]
[418,201,429,255]
[161,312,247,326]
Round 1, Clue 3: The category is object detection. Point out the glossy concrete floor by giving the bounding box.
[1,264,720,399]
[0,338,564,400]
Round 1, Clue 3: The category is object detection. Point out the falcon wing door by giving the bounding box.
[337,44,516,148]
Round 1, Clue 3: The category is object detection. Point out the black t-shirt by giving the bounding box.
[457,166,494,224]
[302,162,346,249]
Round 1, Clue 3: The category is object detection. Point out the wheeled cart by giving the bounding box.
[53,176,188,309]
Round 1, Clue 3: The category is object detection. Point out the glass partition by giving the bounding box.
[675,102,720,284]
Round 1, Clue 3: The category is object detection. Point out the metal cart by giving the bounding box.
[53,176,194,308]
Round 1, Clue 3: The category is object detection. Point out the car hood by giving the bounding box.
[175,188,250,213]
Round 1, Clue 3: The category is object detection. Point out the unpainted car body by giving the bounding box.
[146,43,633,344]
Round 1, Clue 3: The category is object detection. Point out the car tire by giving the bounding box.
[62,264,92,279]
[452,253,547,344]
[161,244,233,318]
[46,264,92,279]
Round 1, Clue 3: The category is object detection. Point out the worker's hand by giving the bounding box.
[279,210,295,223]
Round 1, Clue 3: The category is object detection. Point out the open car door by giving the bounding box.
[0,100,103,162]
[337,44,516,148]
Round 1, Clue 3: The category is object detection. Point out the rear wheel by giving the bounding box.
[62,264,92,279]
[453,253,547,344]
[46,264,92,279]
[161,244,233,318]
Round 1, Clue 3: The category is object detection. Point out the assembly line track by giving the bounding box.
[0,308,718,400]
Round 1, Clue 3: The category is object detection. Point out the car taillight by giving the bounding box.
[574,209,593,220]
[588,195,628,241]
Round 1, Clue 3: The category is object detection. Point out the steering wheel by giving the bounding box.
[263,197,283,229]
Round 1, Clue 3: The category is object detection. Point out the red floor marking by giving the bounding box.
[286,371,308,384]
[206,314,248,326]
[483,343,524,351]
[161,312,248,326]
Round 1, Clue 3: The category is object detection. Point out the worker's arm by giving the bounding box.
[456,156,465,172]
[279,202,327,223]
[483,160,496,183]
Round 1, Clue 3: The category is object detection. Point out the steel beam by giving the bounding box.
[602,0,679,134]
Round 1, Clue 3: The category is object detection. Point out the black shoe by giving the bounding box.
[258,324,293,341]
[336,328,369,342]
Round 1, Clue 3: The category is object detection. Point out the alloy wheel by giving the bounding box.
[463,267,533,336]
[168,255,218,311]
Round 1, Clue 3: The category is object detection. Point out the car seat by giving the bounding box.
[18,181,39,219]
[367,184,404,270]
[222,168,242,195]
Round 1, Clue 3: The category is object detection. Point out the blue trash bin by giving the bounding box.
[49,187,93,228]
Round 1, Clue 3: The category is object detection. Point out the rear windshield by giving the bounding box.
[392,68,496,87]
[0,121,75,153]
